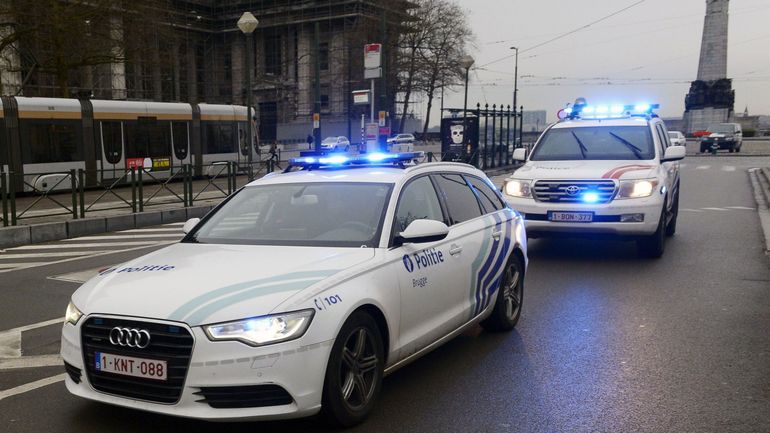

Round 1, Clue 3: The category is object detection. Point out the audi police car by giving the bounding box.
[61,152,527,426]
[503,99,685,258]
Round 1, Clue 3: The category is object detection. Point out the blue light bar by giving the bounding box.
[288,151,424,168]
[565,100,660,120]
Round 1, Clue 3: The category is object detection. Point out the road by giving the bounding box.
[1,155,769,433]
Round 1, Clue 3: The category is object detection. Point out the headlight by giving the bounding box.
[204,309,315,347]
[65,301,83,325]
[617,179,659,199]
[504,179,533,198]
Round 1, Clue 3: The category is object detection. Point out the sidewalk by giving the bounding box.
[0,145,519,249]
[748,166,770,255]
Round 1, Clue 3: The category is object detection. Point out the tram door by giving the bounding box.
[98,121,124,180]
[171,121,191,168]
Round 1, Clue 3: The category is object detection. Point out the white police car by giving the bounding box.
[61,152,527,426]
[503,100,685,258]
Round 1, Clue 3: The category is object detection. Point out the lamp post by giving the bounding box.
[238,12,258,179]
[459,54,474,162]
[510,46,519,149]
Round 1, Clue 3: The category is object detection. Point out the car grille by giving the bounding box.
[194,385,294,409]
[533,180,616,204]
[81,317,194,404]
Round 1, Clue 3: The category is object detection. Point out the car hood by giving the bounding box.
[706,133,729,138]
[512,160,657,180]
[72,243,374,326]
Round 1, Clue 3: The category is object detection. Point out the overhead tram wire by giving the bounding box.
[478,0,647,68]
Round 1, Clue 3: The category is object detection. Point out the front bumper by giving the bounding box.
[504,194,664,237]
[61,316,333,421]
[701,139,736,150]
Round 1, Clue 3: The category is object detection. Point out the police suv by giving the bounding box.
[503,100,685,258]
[61,152,527,426]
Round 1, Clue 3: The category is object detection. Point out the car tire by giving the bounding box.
[637,205,666,258]
[729,144,734,153]
[481,256,524,332]
[700,144,706,153]
[321,311,384,427]
[736,143,741,153]
[665,189,679,237]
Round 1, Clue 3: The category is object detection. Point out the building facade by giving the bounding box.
[0,0,412,145]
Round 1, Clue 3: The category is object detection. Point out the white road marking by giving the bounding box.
[0,374,66,402]
[695,165,711,170]
[0,263,48,269]
[0,318,62,358]
[0,242,174,274]
[725,206,756,210]
[702,207,730,211]
[118,228,184,233]
[721,165,736,172]
[681,209,704,212]
[0,251,110,259]
[9,241,161,250]
[62,234,182,241]
[48,267,103,284]
[0,354,62,370]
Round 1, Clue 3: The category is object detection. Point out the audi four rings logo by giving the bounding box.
[109,327,151,349]
[565,185,580,196]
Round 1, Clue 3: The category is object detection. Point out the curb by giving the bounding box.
[748,168,770,255]
[0,205,213,250]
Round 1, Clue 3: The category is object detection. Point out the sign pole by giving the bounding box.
[370,80,375,124]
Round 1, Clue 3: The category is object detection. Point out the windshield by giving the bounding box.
[189,182,393,247]
[668,132,679,138]
[322,137,337,143]
[707,124,735,134]
[530,126,655,161]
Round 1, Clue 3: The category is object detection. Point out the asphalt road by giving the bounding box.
[1,155,769,433]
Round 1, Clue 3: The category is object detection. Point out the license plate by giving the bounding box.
[548,211,593,222]
[95,352,167,381]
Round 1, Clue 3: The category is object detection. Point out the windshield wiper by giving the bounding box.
[609,132,644,159]
[571,131,588,159]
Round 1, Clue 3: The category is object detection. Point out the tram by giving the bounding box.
[0,96,255,192]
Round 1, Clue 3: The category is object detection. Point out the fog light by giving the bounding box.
[620,213,644,222]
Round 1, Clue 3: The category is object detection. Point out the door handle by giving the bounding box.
[449,245,463,256]
[492,230,503,240]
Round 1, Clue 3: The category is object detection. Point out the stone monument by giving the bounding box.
[683,0,734,133]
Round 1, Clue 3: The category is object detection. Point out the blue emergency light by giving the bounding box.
[561,98,659,120]
[287,151,424,170]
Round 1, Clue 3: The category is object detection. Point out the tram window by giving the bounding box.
[204,122,235,154]
[172,122,189,160]
[124,121,171,159]
[22,121,82,164]
[98,121,123,164]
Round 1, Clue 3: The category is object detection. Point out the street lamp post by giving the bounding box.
[238,12,258,179]
[510,46,519,149]
[459,55,475,162]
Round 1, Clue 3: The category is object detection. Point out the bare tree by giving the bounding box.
[0,0,177,97]
[418,1,472,139]
[394,0,474,135]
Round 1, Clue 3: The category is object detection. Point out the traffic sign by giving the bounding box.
[378,111,386,127]
[352,90,370,105]
[313,113,320,129]
[364,43,382,69]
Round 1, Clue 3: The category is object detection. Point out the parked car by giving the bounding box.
[320,136,351,151]
[668,131,686,146]
[699,123,743,153]
[387,134,415,152]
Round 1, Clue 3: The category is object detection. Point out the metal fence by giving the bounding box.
[0,160,278,227]
[476,103,525,170]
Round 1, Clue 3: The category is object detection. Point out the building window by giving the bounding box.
[319,42,329,71]
[265,33,282,76]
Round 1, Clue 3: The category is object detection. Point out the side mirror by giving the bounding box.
[662,146,686,162]
[395,219,449,246]
[512,148,527,162]
[182,218,201,234]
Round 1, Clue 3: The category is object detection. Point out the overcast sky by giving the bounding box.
[426,0,770,125]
